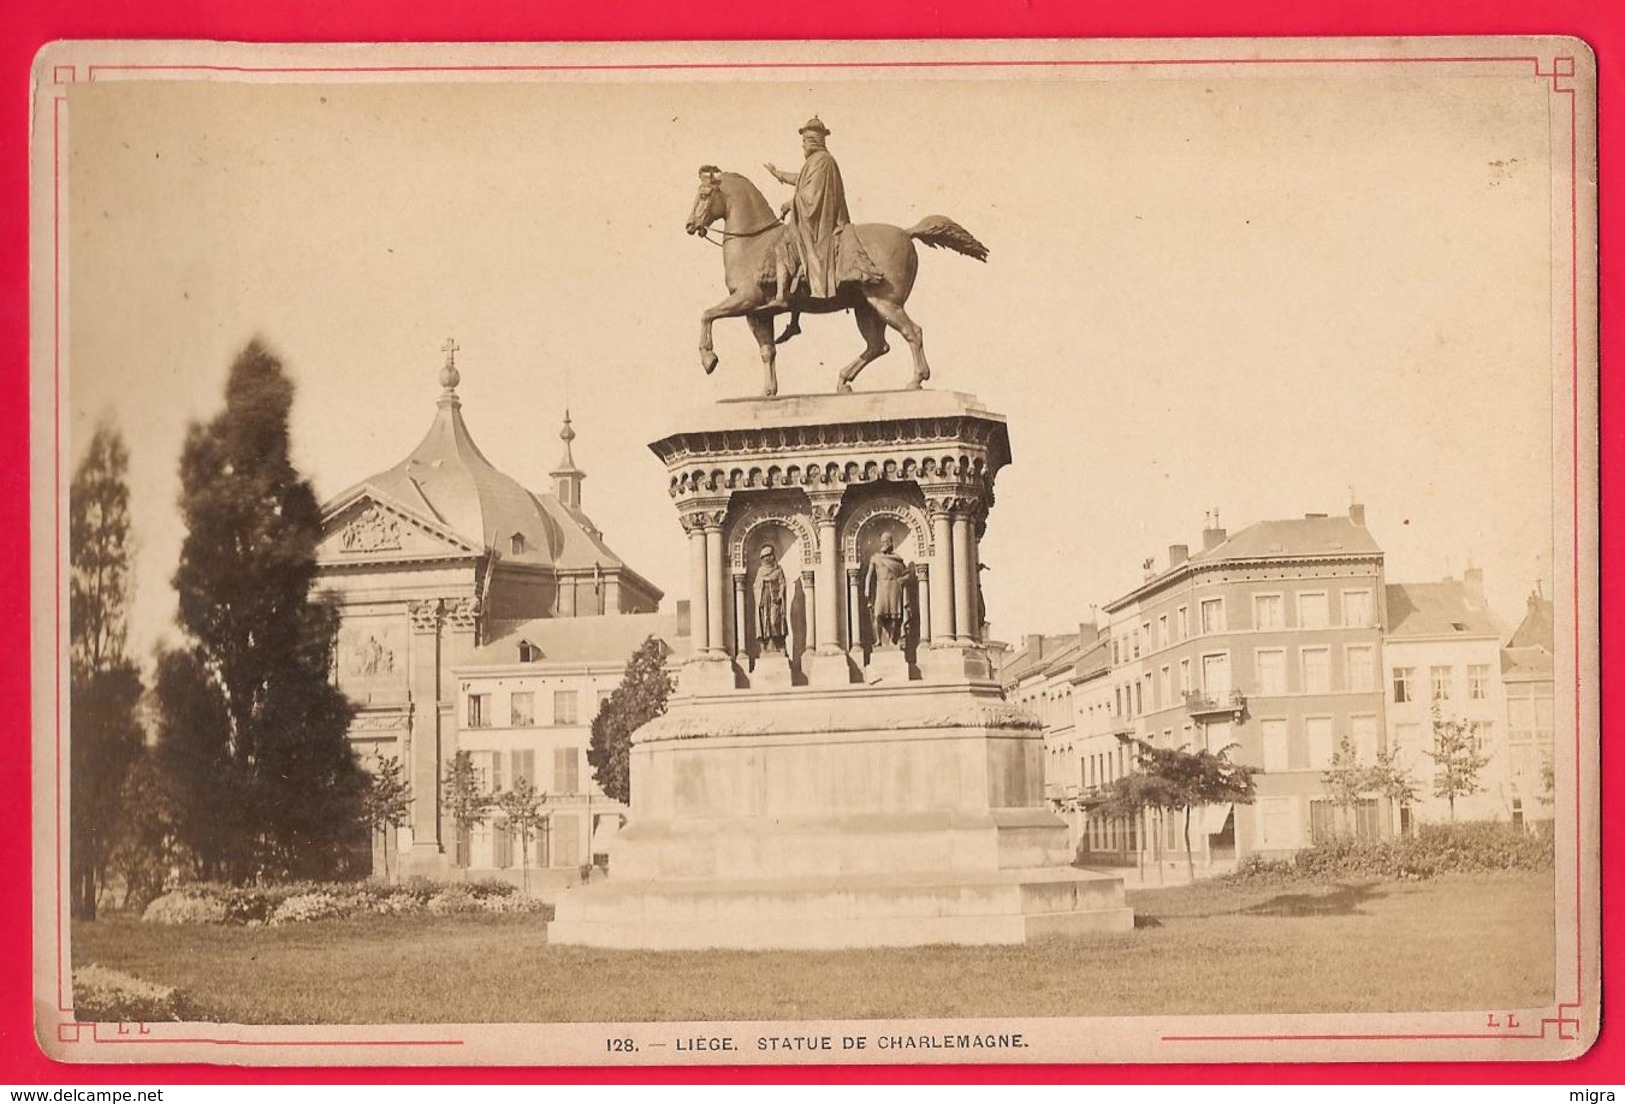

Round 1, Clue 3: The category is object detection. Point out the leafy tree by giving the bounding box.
[1424,705,1492,821]
[493,777,549,893]
[104,746,186,911]
[1124,738,1258,882]
[1318,733,1369,840]
[587,636,674,805]
[442,750,491,877]
[1366,744,1421,834]
[68,420,145,919]
[1096,768,1172,878]
[155,340,364,882]
[361,755,412,883]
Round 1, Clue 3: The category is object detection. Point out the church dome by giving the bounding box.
[340,342,576,569]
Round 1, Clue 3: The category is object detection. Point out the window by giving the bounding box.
[467,693,491,728]
[1114,686,1122,717]
[1306,716,1334,769]
[510,691,535,727]
[1205,720,1231,755]
[1298,591,1329,629]
[554,814,580,866]
[1253,594,1284,630]
[1430,666,1452,702]
[1179,658,1192,694]
[554,690,579,725]
[1177,606,1189,640]
[510,532,527,555]
[1256,649,1287,695]
[1512,798,1525,831]
[512,749,535,787]
[492,821,513,868]
[1352,715,1380,761]
[517,640,539,663]
[488,750,503,794]
[554,747,580,794]
[1261,719,1289,772]
[1158,615,1169,649]
[1310,798,1381,843]
[1134,682,1143,715]
[1133,629,1142,660]
[1200,598,1225,634]
[1393,666,1416,703]
[1201,653,1231,695]
[1342,589,1374,627]
[1301,648,1331,694]
[1113,638,1121,665]
[1346,646,1375,692]
[1160,666,1171,708]
[1468,664,1491,700]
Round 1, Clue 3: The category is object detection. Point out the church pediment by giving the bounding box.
[319,488,481,565]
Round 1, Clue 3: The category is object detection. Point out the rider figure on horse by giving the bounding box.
[764,117,879,340]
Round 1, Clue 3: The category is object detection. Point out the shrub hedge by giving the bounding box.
[1227,820,1554,885]
[141,877,550,926]
[73,965,195,1022]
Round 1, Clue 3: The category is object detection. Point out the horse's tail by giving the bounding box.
[905,216,989,262]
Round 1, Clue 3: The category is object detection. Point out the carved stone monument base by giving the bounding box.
[679,653,741,695]
[549,681,1133,949]
[802,646,858,687]
[920,641,995,682]
[862,646,912,685]
[748,651,795,690]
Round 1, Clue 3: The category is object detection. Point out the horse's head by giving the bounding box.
[685,166,726,237]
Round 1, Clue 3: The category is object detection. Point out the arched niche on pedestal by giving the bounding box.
[728,496,817,666]
[839,483,932,660]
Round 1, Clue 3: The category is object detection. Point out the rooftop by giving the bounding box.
[467,611,692,669]
[1385,579,1501,639]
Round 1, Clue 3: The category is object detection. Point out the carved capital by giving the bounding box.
[444,596,481,633]
[407,598,443,634]
[800,570,817,588]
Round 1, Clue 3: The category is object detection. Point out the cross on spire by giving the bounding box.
[439,337,461,393]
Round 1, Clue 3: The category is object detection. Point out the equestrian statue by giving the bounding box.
[685,116,988,398]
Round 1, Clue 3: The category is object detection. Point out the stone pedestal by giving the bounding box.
[549,391,1132,948]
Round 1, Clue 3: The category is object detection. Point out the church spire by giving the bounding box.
[438,337,462,406]
[551,409,586,509]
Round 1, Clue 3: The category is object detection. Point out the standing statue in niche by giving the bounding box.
[864,533,912,649]
[753,545,789,654]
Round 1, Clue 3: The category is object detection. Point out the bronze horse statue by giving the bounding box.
[685,168,988,397]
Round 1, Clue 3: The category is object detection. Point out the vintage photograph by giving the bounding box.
[30,38,1598,1065]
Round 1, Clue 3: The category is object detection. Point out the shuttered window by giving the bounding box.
[493,821,513,868]
[554,748,579,794]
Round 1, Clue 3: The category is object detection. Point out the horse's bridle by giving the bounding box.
[692,177,787,247]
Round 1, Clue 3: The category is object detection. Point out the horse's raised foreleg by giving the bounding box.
[698,290,758,377]
[836,302,890,394]
[867,298,929,389]
[746,312,780,399]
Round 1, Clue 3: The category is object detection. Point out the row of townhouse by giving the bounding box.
[1001,503,1556,867]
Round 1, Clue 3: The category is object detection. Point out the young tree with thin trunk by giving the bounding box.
[442,750,491,878]
[1320,733,1369,840]
[1366,743,1420,835]
[156,340,364,882]
[1424,705,1492,821]
[493,777,548,893]
[1126,738,1259,882]
[68,420,144,919]
[361,755,412,883]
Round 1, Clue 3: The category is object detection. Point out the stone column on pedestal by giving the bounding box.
[846,568,863,657]
[915,562,932,643]
[705,523,726,655]
[952,509,976,643]
[927,499,956,643]
[406,598,444,863]
[731,572,748,660]
[804,493,853,685]
[684,516,709,654]
[800,570,817,651]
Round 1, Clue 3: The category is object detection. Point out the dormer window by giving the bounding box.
[511,532,526,554]
[518,640,539,663]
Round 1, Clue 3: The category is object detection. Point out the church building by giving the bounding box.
[314,343,684,882]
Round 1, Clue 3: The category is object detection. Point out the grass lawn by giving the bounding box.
[72,871,1555,1024]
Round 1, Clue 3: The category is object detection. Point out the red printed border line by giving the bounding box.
[42,48,1588,1055]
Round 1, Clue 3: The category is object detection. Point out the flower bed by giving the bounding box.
[1225,820,1555,885]
[141,877,551,926]
[73,965,194,1022]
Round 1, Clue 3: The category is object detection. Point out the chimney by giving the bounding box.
[1168,543,1189,567]
[1349,501,1366,527]
[1202,508,1227,552]
[1077,621,1100,647]
[1463,566,1485,608]
[1024,633,1045,661]
[675,599,692,637]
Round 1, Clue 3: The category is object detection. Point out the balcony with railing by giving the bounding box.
[1184,688,1247,721]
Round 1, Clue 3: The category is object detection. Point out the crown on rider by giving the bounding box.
[798,116,830,137]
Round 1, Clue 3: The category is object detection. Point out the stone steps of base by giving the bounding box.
[554,867,1127,927]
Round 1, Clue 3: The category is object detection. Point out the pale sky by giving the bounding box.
[66,70,1558,660]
